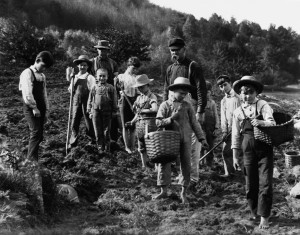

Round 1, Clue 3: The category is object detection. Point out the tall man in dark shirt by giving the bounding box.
[163,38,207,185]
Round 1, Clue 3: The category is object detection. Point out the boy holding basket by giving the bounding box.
[232,76,275,229]
[154,77,208,204]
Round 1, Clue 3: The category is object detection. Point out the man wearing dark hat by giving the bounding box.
[90,40,118,86]
[66,55,96,148]
[19,51,54,161]
[164,37,207,184]
[91,40,120,141]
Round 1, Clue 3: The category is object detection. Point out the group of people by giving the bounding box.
[19,37,276,229]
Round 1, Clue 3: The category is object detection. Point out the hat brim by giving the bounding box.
[168,83,196,92]
[169,45,183,50]
[73,59,92,66]
[132,79,154,88]
[94,46,110,50]
[233,80,263,94]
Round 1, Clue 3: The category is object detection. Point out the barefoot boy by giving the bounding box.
[232,76,275,229]
[87,68,118,153]
[66,55,96,148]
[155,77,208,204]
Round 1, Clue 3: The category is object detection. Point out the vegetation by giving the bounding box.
[0,0,299,85]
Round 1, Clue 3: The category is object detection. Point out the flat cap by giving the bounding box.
[168,38,185,50]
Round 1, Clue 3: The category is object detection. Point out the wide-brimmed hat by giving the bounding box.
[168,38,185,50]
[73,55,92,66]
[233,75,264,94]
[94,40,110,50]
[132,74,153,88]
[168,77,195,91]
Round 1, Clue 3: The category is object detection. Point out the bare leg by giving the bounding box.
[180,186,189,204]
[152,186,167,200]
[259,216,270,229]
[123,128,132,154]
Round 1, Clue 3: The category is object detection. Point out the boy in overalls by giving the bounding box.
[19,51,54,161]
[130,74,158,169]
[154,77,208,204]
[231,76,275,229]
[87,68,118,153]
[66,55,96,148]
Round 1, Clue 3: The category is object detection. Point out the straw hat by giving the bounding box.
[94,40,110,50]
[168,77,195,92]
[132,74,153,87]
[232,75,264,94]
[73,55,92,66]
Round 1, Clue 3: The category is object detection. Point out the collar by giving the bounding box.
[30,65,41,74]
[141,90,152,97]
[241,98,258,108]
[225,89,235,98]
[76,72,89,78]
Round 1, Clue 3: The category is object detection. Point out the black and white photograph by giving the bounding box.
[0,0,300,234]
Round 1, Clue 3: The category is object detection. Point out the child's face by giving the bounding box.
[173,88,188,101]
[127,65,138,75]
[207,90,212,100]
[77,62,88,73]
[96,70,108,84]
[218,81,231,94]
[137,84,149,94]
[240,86,257,104]
[35,61,46,72]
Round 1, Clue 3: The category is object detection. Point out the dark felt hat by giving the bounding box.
[233,76,264,94]
[168,77,195,92]
[73,55,92,66]
[168,38,185,50]
[94,40,110,50]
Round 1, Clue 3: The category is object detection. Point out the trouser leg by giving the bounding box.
[222,139,235,175]
[190,133,201,182]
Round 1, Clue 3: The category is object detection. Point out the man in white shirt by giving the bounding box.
[19,51,54,161]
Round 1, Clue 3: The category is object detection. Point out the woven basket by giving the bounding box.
[145,129,180,164]
[254,112,294,146]
[284,151,300,168]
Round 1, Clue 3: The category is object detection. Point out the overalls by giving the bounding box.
[92,84,113,151]
[23,68,46,161]
[70,76,95,146]
[240,102,273,218]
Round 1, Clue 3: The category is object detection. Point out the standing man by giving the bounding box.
[217,75,241,177]
[91,40,120,142]
[163,38,207,186]
[19,51,54,161]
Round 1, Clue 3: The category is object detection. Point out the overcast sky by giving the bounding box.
[149,0,300,34]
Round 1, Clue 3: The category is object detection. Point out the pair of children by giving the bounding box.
[66,55,117,153]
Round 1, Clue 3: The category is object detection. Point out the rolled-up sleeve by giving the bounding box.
[231,109,242,149]
[19,69,37,109]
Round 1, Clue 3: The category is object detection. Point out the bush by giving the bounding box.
[0,18,59,66]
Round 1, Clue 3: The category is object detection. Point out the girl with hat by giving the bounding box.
[129,74,158,169]
[231,76,275,229]
[115,57,141,154]
[66,55,96,148]
[155,77,209,204]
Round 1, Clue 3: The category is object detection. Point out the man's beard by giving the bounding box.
[171,55,179,63]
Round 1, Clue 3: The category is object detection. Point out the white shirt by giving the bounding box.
[231,98,276,149]
[19,65,48,110]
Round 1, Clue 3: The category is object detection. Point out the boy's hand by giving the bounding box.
[233,149,240,171]
[196,112,204,124]
[201,140,209,150]
[89,113,93,119]
[33,108,41,117]
[251,119,264,127]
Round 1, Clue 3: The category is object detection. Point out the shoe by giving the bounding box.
[189,180,198,193]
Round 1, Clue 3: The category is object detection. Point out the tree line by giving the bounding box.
[0,0,299,86]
